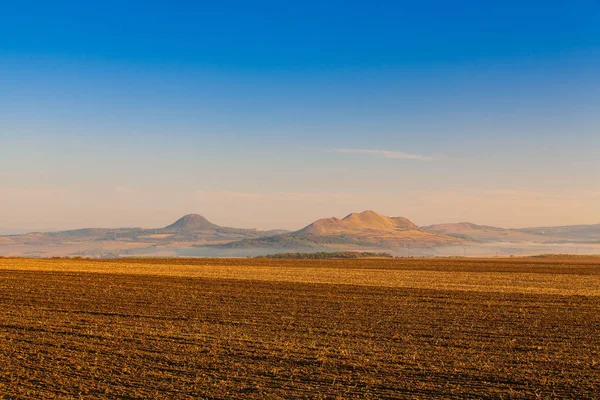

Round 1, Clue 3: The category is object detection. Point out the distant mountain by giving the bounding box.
[425,221,600,243]
[0,227,46,235]
[518,224,600,243]
[298,210,418,235]
[162,214,220,232]
[212,210,464,250]
[4,212,600,258]
[2,228,145,246]
[1,214,287,246]
[424,222,549,243]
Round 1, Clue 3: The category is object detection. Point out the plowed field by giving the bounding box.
[1,258,599,398]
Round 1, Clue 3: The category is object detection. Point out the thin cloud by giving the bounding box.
[333,148,434,161]
[196,190,354,200]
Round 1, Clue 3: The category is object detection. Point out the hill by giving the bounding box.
[212,210,464,251]
[424,222,549,243]
[1,214,286,247]
[518,224,600,243]
[162,214,220,232]
[426,222,600,243]
[298,210,418,235]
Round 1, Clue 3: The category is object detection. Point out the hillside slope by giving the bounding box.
[426,222,600,243]
[424,222,548,243]
[518,224,600,243]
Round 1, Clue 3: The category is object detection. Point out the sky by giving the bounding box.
[1,0,599,232]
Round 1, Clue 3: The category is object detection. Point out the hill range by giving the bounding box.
[0,214,286,246]
[1,211,600,257]
[424,222,600,244]
[212,210,463,250]
[0,214,287,257]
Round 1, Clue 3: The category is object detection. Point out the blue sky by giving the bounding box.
[1,1,599,231]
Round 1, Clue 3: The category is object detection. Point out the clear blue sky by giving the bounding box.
[1,0,599,231]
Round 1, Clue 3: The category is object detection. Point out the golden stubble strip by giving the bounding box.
[1,258,599,296]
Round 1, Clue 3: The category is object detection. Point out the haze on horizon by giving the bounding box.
[1,1,599,233]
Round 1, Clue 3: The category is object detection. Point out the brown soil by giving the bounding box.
[0,258,598,398]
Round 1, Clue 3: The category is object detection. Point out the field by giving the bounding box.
[1,257,599,398]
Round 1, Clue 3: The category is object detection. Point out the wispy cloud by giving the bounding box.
[196,190,354,200]
[332,148,434,161]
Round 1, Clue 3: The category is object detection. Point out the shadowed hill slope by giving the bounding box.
[518,223,600,242]
[425,222,600,243]
[424,222,544,242]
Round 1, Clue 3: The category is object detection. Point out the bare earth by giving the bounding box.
[1,257,599,398]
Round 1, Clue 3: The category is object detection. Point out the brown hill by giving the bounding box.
[217,210,464,250]
[299,210,418,235]
[162,214,220,232]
